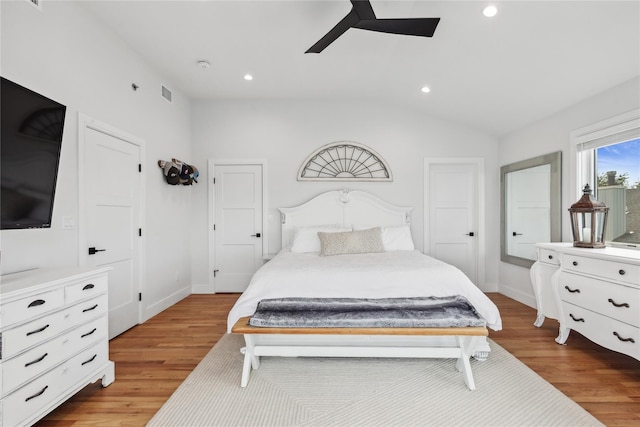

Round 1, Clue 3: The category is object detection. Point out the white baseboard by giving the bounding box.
[192,283,215,294]
[498,285,536,309]
[143,286,191,322]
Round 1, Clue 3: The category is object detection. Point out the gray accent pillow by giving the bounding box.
[318,228,384,256]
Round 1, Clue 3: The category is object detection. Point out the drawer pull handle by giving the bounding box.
[81,328,97,338]
[564,286,581,294]
[572,261,578,266]
[548,255,553,260]
[618,269,626,276]
[26,324,50,336]
[608,298,630,308]
[83,283,95,291]
[25,352,48,367]
[25,385,48,402]
[28,299,46,308]
[83,304,99,313]
[569,313,585,323]
[82,354,98,366]
[613,332,635,343]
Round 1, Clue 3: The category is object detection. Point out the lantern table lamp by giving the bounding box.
[569,184,609,248]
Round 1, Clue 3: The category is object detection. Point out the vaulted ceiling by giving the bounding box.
[81,1,640,137]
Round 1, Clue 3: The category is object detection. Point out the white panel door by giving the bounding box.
[428,163,478,284]
[213,164,263,292]
[82,122,142,339]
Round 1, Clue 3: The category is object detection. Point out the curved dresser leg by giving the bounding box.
[555,327,570,345]
[533,313,545,327]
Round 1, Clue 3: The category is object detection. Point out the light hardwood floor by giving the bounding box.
[35,293,639,426]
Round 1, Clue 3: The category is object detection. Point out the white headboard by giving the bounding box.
[279,189,413,249]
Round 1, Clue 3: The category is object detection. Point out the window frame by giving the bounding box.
[570,108,640,248]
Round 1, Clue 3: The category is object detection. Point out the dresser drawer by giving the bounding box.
[68,340,110,385]
[1,316,108,395]
[1,339,109,427]
[66,295,108,326]
[562,254,640,285]
[1,309,68,360]
[557,272,639,327]
[1,356,70,427]
[1,289,64,330]
[66,316,108,354]
[2,331,69,396]
[2,295,108,360]
[537,248,560,266]
[561,302,639,360]
[65,274,107,304]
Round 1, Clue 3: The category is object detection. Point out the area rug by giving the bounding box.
[148,334,603,427]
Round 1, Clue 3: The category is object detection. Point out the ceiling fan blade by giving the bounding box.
[306,8,360,53]
[350,0,375,20]
[354,18,441,37]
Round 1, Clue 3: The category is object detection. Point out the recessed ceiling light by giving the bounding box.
[483,5,498,17]
[244,74,253,81]
[421,86,431,94]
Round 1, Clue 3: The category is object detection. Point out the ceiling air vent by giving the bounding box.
[24,0,42,11]
[161,85,172,103]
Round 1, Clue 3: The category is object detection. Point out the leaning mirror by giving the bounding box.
[500,152,562,268]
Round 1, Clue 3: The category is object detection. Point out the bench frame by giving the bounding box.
[231,317,488,390]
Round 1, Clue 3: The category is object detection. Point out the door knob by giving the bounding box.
[88,247,106,255]
[512,232,523,236]
[251,233,261,238]
[465,232,474,237]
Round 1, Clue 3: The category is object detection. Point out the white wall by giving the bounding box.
[6,1,633,324]
[498,77,640,307]
[190,99,501,292]
[0,1,193,321]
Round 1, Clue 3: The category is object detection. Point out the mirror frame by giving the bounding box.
[500,151,562,268]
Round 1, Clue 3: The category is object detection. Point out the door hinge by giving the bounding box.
[213,178,216,184]
[138,293,142,302]
[138,228,142,237]
[213,224,216,231]
[138,164,142,172]
[213,269,219,277]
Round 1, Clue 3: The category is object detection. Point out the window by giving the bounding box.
[572,109,640,247]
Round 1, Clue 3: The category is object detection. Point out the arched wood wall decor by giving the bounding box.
[298,141,393,181]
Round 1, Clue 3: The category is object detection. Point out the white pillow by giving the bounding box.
[318,228,384,256]
[290,225,351,253]
[381,225,415,251]
[353,224,415,251]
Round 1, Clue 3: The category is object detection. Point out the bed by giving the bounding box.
[227,189,502,390]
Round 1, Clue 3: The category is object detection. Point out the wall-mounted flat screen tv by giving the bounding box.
[1,77,66,229]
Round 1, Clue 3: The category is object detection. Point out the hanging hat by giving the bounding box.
[158,160,181,185]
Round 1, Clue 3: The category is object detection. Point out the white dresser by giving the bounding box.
[0,267,115,427]
[531,243,640,360]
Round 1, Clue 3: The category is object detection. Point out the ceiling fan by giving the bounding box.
[306,0,440,54]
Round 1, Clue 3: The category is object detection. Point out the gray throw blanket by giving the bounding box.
[249,295,486,328]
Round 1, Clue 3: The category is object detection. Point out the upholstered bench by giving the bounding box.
[231,297,488,390]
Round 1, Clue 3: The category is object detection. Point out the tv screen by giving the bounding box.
[1,77,66,229]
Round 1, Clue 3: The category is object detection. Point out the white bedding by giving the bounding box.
[227,249,502,332]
